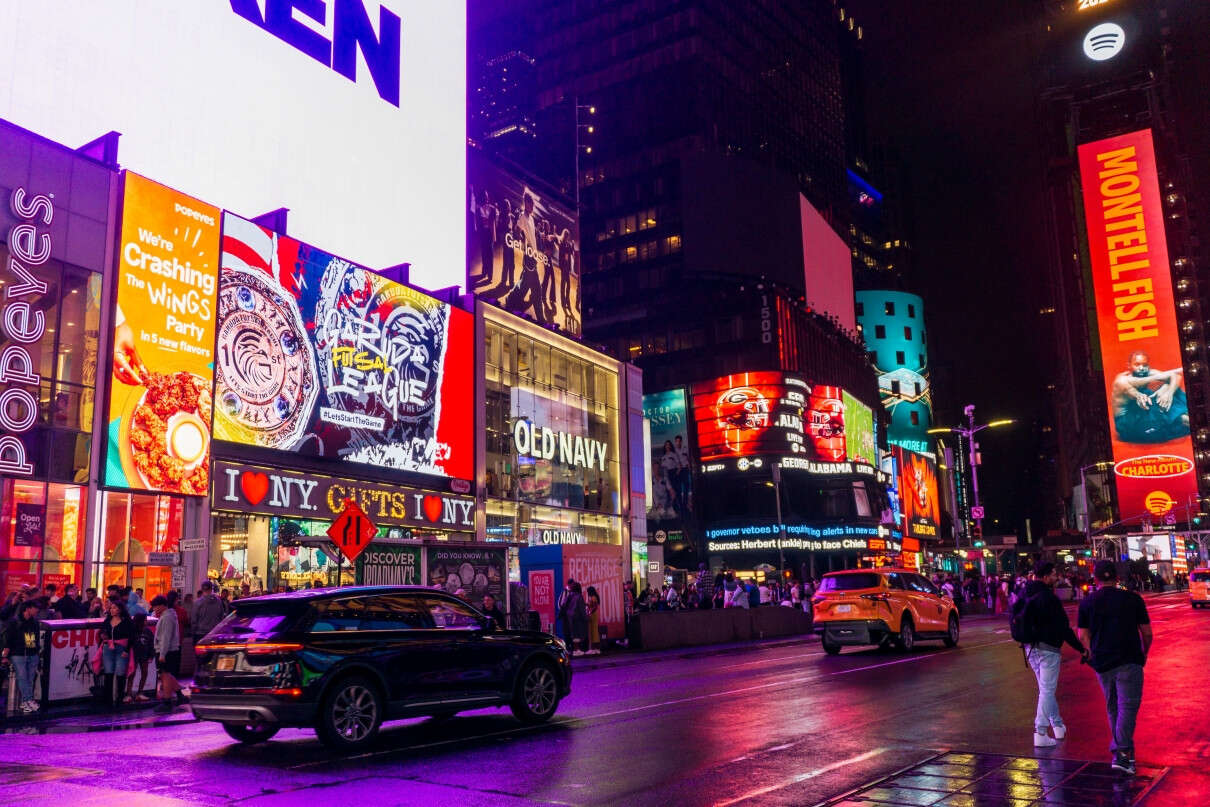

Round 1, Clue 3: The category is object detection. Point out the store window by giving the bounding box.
[0,480,88,594]
[94,491,181,597]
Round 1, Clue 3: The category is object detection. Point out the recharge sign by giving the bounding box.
[1078,129,1197,520]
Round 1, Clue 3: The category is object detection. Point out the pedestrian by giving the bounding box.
[728,578,751,609]
[150,595,183,712]
[747,578,760,608]
[585,585,601,655]
[126,612,154,702]
[664,583,681,610]
[758,578,772,606]
[98,599,133,709]
[2,600,42,713]
[696,563,715,610]
[192,581,225,645]
[1016,563,1087,747]
[54,584,85,619]
[1078,560,1153,775]
[481,593,505,627]
[219,587,232,615]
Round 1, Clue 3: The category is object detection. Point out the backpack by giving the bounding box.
[1009,591,1040,645]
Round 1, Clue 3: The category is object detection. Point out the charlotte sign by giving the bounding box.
[212,460,474,531]
[1078,129,1197,520]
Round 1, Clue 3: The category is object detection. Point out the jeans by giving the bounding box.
[1027,646,1064,734]
[102,644,129,675]
[12,655,38,703]
[1096,663,1144,756]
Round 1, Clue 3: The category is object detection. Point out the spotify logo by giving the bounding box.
[1083,22,1126,61]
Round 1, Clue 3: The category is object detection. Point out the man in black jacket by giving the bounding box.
[1024,563,1087,747]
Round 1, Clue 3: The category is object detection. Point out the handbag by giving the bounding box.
[90,643,103,676]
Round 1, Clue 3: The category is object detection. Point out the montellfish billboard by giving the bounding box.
[1078,129,1197,521]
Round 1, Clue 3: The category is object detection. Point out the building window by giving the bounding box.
[919,354,925,367]
[904,326,912,340]
[885,301,895,316]
[891,380,901,395]
[915,383,923,396]
[896,351,906,365]
[910,411,920,426]
[874,325,886,339]
[855,301,864,316]
[908,304,916,318]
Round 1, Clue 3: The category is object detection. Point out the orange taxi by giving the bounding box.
[1191,568,1210,609]
[813,568,960,654]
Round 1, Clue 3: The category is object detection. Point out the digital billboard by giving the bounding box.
[843,391,876,465]
[643,389,692,523]
[214,212,473,481]
[1077,129,1197,520]
[0,2,465,291]
[468,152,580,337]
[105,174,221,495]
[897,447,939,539]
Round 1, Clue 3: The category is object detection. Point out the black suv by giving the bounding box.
[191,586,571,749]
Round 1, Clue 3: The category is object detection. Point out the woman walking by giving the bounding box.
[99,599,133,709]
[585,585,601,656]
[125,612,154,702]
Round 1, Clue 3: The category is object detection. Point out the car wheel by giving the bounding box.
[943,613,960,648]
[822,635,842,655]
[510,661,561,724]
[896,616,915,652]
[316,676,382,750]
[222,722,280,744]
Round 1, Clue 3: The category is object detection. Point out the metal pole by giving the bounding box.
[1082,466,1092,549]
[773,463,785,575]
[966,406,983,541]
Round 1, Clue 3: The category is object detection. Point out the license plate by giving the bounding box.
[835,604,852,613]
[216,656,235,671]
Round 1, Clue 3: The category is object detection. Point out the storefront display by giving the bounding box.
[427,545,507,604]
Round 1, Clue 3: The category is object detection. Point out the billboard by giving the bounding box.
[468,152,580,337]
[214,212,473,481]
[844,391,876,465]
[643,389,692,523]
[800,194,856,332]
[1078,130,1197,520]
[0,2,465,291]
[105,174,221,495]
[897,447,939,539]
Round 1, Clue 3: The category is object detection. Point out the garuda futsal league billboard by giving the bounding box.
[1078,129,1197,520]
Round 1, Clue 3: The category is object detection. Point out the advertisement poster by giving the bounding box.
[426,546,506,604]
[46,619,157,701]
[214,213,474,481]
[468,151,580,337]
[13,503,44,547]
[528,568,556,634]
[692,372,810,462]
[106,173,221,495]
[807,385,846,462]
[897,447,940,539]
[355,543,421,586]
[844,391,876,465]
[1078,129,1197,520]
[562,543,625,639]
[643,389,692,523]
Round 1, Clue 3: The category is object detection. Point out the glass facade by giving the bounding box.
[484,316,623,546]
[94,491,183,598]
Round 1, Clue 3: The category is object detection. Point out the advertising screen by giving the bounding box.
[897,447,939,539]
[1078,129,1197,520]
[843,391,876,465]
[214,213,473,481]
[1,2,465,291]
[692,372,810,462]
[468,152,580,337]
[105,173,221,495]
[643,389,692,523]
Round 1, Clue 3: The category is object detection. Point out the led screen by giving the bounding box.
[1078,130,1197,520]
[844,391,876,465]
[105,174,221,495]
[0,2,465,291]
[897,446,939,539]
[468,151,581,337]
[214,212,473,481]
[643,389,692,523]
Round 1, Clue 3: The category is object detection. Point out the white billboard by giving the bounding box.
[0,1,465,292]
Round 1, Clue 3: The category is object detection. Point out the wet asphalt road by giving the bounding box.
[0,591,1206,806]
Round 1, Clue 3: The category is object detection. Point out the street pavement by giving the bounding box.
[0,591,1205,806]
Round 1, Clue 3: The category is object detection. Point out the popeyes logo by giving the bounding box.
[1114,455,1194,479]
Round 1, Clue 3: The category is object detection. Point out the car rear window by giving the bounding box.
[205,602,303,642]
[819,573,882,592]
[1193,571,1210,583]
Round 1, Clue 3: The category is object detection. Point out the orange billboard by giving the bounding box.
[105,173,221,495]
[1078,129,1197,521]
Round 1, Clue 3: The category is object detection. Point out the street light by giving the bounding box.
[928,406,1015,545]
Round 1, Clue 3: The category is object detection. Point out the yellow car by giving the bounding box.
[1192,568,1210,609]
[813,568,960,655]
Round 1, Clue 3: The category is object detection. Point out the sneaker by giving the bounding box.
[25,701,38,713]
[19,701,33,714]
[1051,725,1067,740]
[1034,732,1058,747]
[1111,753,1136,775]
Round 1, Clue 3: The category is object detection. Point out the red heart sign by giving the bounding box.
[240,471,270,506]
[422,495,444,523]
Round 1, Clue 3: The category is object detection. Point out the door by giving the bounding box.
[421,594,516,700]
[905,574,946,631]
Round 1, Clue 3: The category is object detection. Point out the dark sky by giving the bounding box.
[847,2,1053,536]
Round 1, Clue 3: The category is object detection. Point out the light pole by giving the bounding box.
[928,406,1015,546]
[772,463,785,576]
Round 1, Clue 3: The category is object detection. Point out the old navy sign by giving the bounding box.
[513,419,609,472]
[230,0,402,106]
[213,460,473,530]
[0,188,53,476]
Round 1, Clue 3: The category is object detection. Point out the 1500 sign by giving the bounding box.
[213,461,473,530]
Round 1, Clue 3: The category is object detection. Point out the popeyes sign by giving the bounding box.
[212,460,474,531]
[0,187,53,476]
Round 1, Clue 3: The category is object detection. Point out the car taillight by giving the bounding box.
[860,593,890,603]
[812,596,825,604]
[194,642,303,655]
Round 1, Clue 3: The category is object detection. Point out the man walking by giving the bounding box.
[2,600,42,713]
[1078,560,1152,775]
[151,596,183,713]
[192,581,224,645]
[1019,563,1086,747]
